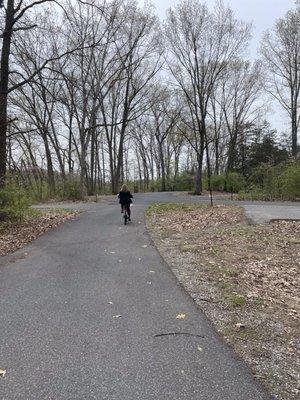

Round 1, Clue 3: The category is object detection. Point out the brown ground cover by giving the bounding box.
[0,209,78,256]
[147,203,300,400]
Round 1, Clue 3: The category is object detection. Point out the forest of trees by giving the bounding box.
[0,0,299,201]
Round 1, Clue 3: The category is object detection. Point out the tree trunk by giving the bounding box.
[215,136,220,175]
[89,129,96,195]
[158,142,166,191]
[115,127,126,193]
[101,139,106,189]
[0,94,7,187]
[291,113,298,157]
[42,133,55,194]
[68,115,74,174]
[194,153,203,195]
[174,149,180,179]
[204,129,213,206]
[226,131,238,173]
[0,0,14,187]
[80,143,87,199]
[108,144,116,194]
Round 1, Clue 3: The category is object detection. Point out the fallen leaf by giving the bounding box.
[176,313,186,319]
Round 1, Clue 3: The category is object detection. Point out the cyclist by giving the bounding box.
[118,184,133,221]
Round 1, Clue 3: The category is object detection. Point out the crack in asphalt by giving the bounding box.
[154,332,204,338]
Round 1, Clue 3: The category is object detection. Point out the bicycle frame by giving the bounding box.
[123,205,130,225]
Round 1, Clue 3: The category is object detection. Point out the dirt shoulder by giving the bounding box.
[0,209,79,256]
[146,203,300,400]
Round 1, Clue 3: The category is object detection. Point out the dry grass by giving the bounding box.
[147,203,300,400]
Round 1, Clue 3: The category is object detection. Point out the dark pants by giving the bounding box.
[121,203,131,217]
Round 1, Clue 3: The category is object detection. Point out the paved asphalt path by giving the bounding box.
[1,193,299,400]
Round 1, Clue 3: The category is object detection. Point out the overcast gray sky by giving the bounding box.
[150,0,295,59]
[142,0,297,133]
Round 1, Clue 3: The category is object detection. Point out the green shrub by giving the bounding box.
[238,188,268,201]
[62,180,82,200]
[202,174,221,192]
[28,181,52,203]
[225,172,246,193]
[211,174,226,191]
[0,185,30,220]
[278,162,300,200]
[27,178,82,201]
[150,173,194,192]
[203,174,226,191]
[203,172,245,193]
[151,179,161,192]
[250,163,276,190]
[172,172,194,191]
[238,161,300,201]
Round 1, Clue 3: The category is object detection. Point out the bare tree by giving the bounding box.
[0,1,63,186]
[150,87,179,191]
[0,0,105,187]
[5,0,295,198]
[165,0,251,194]
[261,3,300,156]
[98,1,162,193]
[217,60,263,176]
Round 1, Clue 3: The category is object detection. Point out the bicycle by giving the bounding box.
[123,204,131,225]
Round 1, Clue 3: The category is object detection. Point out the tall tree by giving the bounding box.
[0,0,101,188]
[151,87,179,191]
[0,0,61,187]
[218,60,263,175]
[165,0,251,194]
[98,1,162,193]
[261,3,300,156]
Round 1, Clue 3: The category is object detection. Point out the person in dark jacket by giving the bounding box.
[118,184,133,220]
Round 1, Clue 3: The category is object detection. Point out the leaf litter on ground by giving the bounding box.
[147,203,300,400]
[0,210,78,256]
